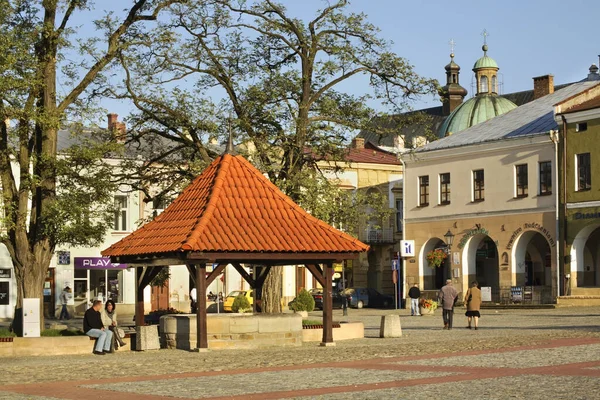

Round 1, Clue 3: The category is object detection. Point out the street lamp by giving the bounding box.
[443,230,455,281]
[443,229,455,253]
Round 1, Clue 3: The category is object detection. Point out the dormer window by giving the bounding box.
[491,75,497,93]
[452,74,457,83]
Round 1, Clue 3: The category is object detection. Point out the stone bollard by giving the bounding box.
[136,325,160,351]
[379,315,402,338]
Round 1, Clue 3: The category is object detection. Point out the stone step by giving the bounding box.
[570,287,600,296]
[556,296,600,307]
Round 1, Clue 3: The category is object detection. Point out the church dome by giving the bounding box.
[438,94,517,137]
[473,44,498,69]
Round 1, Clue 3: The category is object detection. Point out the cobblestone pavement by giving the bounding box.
[1,307,600,399]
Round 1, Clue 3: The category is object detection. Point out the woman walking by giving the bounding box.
[464,281,482,330]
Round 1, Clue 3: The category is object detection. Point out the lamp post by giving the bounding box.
[443,230,455,281]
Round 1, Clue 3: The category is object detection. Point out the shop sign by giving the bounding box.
[506,223,555,250]
[574,211,600,220]
[457,228,489,249]
[74,257,128,270]
[0,269,11,279]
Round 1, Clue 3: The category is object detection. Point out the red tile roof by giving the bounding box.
[102,154,369,257]
[344,142,400,165]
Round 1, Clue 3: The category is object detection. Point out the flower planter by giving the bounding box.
[419,306,435,316]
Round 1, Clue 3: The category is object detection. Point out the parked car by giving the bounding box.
[309,289,345,310]
[343,287,393,309]
[223,290,254,312]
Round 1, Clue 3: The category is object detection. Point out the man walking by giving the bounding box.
[83,300,113,355]
[58,286,71,320]
[408,283,421,316]
[438,279,458,330]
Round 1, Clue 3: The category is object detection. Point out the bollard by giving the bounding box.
[379,315,402,338]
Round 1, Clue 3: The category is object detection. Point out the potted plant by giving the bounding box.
[289,289,315,318]
[426,249,448,268]
[419,298,438,316]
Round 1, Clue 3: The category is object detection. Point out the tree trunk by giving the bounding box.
[261,266,282,313]
[12,256,49,335]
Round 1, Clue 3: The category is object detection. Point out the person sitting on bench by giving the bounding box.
[102,300,126,350]
[84,300,113,355]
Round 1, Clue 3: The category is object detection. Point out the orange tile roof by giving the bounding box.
[102,154,369,257]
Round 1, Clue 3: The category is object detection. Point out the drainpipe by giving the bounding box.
[550,129,561,299]
[399,156,407,309]
[560,115,569,295]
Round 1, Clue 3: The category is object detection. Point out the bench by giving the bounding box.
[89,332,132,352]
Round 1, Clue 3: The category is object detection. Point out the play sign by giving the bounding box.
[74,257,128,270]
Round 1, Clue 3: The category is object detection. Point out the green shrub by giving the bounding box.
[0,328,16,337]
[41,329,85,337]
[290,289,315,312]
[231,294,251,313]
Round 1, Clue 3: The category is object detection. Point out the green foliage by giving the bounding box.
[149,268,171,288]
[0,328,16,338]
[231,294,252,313]
[290,289,315,312]
[302,320,323,326]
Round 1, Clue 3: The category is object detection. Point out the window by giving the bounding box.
[395,199,403,232]
[473,169,484,201]
[539,161,552,195]
[515,164,528,198]
[419,176,429,206]
[439,173,450,205]
[491,75,498,93]
[576,122,587,132]
[152,197,172,217]
[576,153,591,191]
[480,76,488,93]
[113,195,128,231]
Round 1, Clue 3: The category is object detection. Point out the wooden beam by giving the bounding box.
[232,263,255,287]
[140,266,162,288]
[186,264,197,285]
[195,263,208,349]
[186,252,360,262]
[255,266,272,288]
[206,263,226,286]
[305,264,325,287]
[322,262,334,345]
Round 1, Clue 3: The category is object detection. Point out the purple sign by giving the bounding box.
[74,257,128,270]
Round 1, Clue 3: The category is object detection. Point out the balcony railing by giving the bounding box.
[359,228,395,244]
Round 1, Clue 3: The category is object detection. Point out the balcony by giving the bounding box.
[359,228,395,244]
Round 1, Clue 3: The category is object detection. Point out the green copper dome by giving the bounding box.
[473,44,498,70]
[439,94,517,137]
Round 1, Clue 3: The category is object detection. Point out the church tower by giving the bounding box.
[440,46,468,116]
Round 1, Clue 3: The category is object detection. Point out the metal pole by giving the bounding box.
[342,261,348,316]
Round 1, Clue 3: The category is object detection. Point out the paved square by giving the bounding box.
[1,307,600,399]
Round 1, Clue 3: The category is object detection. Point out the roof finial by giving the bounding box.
[481,29,489,53]
[449,38,456,59]
[225,114,235,155]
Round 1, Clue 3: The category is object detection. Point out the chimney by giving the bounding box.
[107,113,126,143]
[107,113,118,130]
[533,75,554,100]
[588,64,600,81]
[352,137,365,149]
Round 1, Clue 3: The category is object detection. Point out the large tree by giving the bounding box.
[113,0,437,311]
[0,0,181,331]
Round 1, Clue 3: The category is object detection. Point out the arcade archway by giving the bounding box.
[512,231,552,287]
[462,234,499,295]
[420,237,447,289]
[571,224,600,287]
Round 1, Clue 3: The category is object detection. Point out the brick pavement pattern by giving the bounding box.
[1,307,600,399]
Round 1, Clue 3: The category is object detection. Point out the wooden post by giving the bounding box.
[195,263,208,349]
[135,267,145,326]
[321,262,334,345]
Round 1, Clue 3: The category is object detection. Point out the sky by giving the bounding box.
[70,0,600,120]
